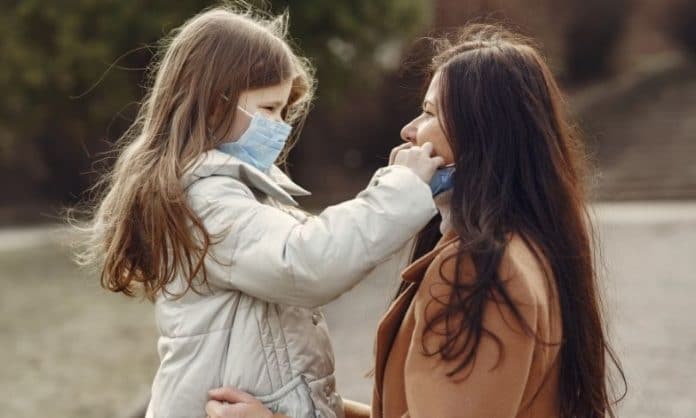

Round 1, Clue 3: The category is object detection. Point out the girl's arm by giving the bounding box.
[401,263,539,418]
[198,164,436,308]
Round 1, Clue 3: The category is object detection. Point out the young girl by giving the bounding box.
[77,6,444,418]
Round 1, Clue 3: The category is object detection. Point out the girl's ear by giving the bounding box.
[207,94,229,136]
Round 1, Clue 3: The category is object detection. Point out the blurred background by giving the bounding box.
[1,0,694,417]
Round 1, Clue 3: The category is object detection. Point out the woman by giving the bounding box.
[205,24,624,418]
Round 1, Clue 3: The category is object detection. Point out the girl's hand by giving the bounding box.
[205,387,274,418]
[388,142,413,165]
[392,142,444,183]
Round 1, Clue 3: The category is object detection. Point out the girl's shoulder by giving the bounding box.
[187,173,253,196]
[186,175,256,207]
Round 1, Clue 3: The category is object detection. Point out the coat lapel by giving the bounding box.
[373,231,459,409]
[373,282,418,405]
[401,231,459,283]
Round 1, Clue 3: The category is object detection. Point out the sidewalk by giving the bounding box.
[1,201,695,418]
[0,224,70,252]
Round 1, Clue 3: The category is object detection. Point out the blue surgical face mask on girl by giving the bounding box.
[218,107,292,173]
[430,164,456,197]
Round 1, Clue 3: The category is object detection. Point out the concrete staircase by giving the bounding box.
[573,56,696,200]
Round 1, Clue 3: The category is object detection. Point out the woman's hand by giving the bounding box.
[205,387,274,418]
[391,142,444,183]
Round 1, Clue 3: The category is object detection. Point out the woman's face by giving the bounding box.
[400,72,455,164]
[226,79,293,141]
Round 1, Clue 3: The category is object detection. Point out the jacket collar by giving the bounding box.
[182,149,311,206]
[401,230,459,283]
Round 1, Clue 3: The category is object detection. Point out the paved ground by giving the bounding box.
[1,202,695,418]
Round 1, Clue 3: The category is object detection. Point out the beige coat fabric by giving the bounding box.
[371,232,563,418]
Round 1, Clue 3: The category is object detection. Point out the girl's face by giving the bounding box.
[400,72,455,164]
[227,78,293,141]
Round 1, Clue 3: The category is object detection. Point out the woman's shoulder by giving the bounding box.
[421,233,554,309]
[500,234,557,309]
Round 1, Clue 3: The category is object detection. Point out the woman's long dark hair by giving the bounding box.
[406,25,625,418]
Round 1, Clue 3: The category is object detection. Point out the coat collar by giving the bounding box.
[182,149,311,206]
[373,229,459,412]
[401,230,459,283]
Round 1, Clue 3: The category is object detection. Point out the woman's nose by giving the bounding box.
[400,121,417,144]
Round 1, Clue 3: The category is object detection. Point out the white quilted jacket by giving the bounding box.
[145,149,436,418]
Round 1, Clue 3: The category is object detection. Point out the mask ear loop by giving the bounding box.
[218,92,255,117]
[237,105,254,117]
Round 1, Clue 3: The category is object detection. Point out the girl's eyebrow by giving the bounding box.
[422,99,436,109]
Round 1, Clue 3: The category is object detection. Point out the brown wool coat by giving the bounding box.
[367,232,563,418]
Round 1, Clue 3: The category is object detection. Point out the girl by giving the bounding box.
[77,6,445,418]
[206,24,626,418]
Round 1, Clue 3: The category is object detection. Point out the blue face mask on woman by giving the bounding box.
[218,107,292,173]
[430,164,456,197]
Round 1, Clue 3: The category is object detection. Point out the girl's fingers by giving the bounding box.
[389,142,413,164]
[205,400,225,417]
[421,142,434,155]
[432,156,445,168]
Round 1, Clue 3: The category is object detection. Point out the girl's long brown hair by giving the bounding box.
[74,5,315,301]
[407,24,625,417]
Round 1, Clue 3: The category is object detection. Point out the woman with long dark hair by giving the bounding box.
[205,24,625,418]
